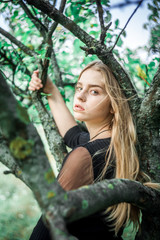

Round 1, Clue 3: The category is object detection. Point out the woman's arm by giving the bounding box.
[29,70,77,137]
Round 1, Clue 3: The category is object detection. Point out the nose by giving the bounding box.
[76,90,86,102]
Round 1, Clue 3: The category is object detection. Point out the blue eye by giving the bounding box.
[76,86,82,91]
[91,90,98,95]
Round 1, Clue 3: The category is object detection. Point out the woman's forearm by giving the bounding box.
[47,86,77,137]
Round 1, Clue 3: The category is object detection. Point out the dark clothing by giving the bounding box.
[29,126,122,240]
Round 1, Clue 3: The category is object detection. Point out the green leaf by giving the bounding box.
[40,93,52,96]
[13,10,19,18]
[105,11,112,23]
[107,33,113,39]
[115,19,119,29]
[117,37,123,47]
[148,61,155,68]
[89,31,99,38]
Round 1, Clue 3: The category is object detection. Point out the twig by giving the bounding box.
[0,0,11,2]
[95,0,112,44]
[110,0,144,51]
[101,22,112,43]
[48,0,67,38]
[0,27,37,57]
[19,0,48,38]
[95,0,105,31]
[110,0,147,9]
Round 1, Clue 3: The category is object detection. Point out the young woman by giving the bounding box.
[28,60,149,240]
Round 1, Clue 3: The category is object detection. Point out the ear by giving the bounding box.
[110,106,114,114]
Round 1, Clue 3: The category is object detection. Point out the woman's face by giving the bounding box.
[73,68,112,125]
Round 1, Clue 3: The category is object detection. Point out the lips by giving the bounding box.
[73,104,85,111]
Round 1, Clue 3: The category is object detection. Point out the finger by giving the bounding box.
[32,70,40,78]
[33,69,39,76]
[29,81,43,90]
[28,86,35,91]
[32,72,40,79]
[31,77,42,84]
[31,73,42,83]
[29,81,43,88]
[34,69,39,73]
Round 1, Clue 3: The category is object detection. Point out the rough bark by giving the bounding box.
[137,65,160,182]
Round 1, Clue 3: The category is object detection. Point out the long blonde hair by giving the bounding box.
[79,60,159,234]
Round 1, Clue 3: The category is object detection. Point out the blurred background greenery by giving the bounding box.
[0,162,41,240]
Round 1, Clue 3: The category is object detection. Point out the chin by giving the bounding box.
[73,113,85,122]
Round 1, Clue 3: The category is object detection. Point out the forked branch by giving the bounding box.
[95,0,112,44]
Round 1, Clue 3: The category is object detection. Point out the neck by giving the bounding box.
[86,122,112,140]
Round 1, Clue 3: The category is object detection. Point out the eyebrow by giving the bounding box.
[76,82,104,89]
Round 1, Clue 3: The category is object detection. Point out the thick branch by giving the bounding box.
[136,65,160,181]
[0,137,26,183]
[139,65,160,124]
[0,68,68,240]
[30,92,67,171]
[62,179,160,223]
[44,179,160,240]
[26,0,96,47]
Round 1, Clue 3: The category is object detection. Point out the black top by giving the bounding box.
[29,126,122,240]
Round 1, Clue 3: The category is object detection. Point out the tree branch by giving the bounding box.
[111,0,144,51]
[0,48,17,70]
[48,0,67,38]
[26,0,96,47]
[140,65,160,125]
[10,1,68,168]
[95,0,112,44]
[110,0,147,9]
[30,92,67,171]
[19,0,48,38]
[0,137,26,183]
[51,49,63,87]
[25,0,140,115]
[62,179,160,224]
[44,179,160,240]
[137,65,160,182]
[0,27,37,57]
[0,68,68,240]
